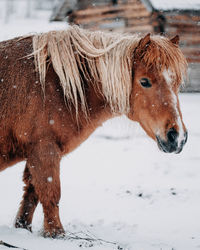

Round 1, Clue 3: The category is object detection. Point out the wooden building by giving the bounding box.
[51,0,154,33]
[51,0,200,91]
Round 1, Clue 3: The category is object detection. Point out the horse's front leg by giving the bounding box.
[22,139,64,238]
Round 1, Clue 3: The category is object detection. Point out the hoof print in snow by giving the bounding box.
[117,245,124,250]
[170,188,177,196]
[78,241,94,248]
[171,192,177,195]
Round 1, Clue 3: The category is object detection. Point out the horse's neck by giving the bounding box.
[65,99,114,155]
[66,57,119,150]
[85,84,114,127]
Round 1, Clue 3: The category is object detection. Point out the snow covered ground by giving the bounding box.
[0,9,68,42]
[0,11,200,250]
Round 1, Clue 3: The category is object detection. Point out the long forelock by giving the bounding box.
[141,36,188,86]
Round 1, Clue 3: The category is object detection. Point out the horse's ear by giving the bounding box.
[134,33,151,58]
[138,33,151,49]
[170,35,179,45]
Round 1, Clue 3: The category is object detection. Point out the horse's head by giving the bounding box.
[128,34,188,153]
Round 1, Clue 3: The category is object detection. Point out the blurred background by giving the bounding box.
[0,0,199,91]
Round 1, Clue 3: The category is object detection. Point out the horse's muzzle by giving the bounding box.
[156,128,188,154]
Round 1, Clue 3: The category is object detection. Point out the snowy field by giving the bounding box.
[0,11,200,250]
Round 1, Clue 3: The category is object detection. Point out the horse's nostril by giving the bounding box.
[167,128,178,143]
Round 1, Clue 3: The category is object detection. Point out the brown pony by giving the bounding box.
[0,26,188,238]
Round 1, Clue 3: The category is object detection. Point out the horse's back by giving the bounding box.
[0,36,33,70]
[0,36,38,123]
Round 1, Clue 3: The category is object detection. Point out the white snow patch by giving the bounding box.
[49,120,54,125]
[47,177,53,183]
[151,0,200,10]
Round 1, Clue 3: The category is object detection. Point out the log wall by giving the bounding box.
[68,0,153,34]
[164,11,200,63]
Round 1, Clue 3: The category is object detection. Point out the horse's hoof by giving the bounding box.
[15,218,32,232]
[43,228,66,239]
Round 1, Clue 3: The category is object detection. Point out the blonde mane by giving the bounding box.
[32,26,187,117]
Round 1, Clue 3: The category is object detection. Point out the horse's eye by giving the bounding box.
[140,78,152,88]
